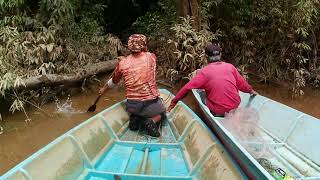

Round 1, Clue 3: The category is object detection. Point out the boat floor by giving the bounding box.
[120,120,176,144]
[84,112,244,179]
[93,120,188,176]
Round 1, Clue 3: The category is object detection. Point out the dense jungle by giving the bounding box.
[1,0,320,175]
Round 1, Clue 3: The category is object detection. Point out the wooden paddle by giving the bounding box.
[87,95,102,112]
[87,69,115,112]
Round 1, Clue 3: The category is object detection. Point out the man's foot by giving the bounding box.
[129,115,140,131]
[145,118,160,137]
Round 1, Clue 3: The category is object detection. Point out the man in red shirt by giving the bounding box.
[168,44,258,116]
[99,34,165,137]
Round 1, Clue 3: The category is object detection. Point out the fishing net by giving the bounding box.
[221,107,272,159]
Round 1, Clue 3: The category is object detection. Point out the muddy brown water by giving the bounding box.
[253,83,320,118]
[0,84,319,175]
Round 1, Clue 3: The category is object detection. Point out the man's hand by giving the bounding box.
[167,101,177,112]
[250,90,258,96]
[99,87,107,96]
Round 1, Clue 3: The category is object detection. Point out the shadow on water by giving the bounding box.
[0,83,319,175]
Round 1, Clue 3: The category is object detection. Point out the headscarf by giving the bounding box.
[128,34,147,53]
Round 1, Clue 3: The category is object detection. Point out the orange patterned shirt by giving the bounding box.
[111,52,160,101]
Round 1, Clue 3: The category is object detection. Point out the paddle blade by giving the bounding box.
[87,104,96,112]
[245,95,255,107]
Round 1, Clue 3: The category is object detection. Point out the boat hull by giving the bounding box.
[199,107,270,179]
[1,89,247,180]
[192,89,320,180]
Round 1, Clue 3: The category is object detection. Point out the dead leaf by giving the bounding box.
[47,43,54,53]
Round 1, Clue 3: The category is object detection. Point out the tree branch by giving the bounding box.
[18,60,118,90]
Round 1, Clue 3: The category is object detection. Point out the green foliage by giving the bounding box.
[131,0,176,36]
[132,12,166,36]
[0,0,121,115]
[203,0,320,94]
[0,0,25,10]
[162,16,220,81]
[38,0,74,26]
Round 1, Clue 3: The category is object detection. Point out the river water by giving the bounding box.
[0,84,319,175]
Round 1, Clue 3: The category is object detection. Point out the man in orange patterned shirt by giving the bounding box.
[99,34,165,137]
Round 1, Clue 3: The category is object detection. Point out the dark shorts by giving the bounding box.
[125,98,166,118]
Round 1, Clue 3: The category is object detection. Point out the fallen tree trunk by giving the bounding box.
[18,60,118,90]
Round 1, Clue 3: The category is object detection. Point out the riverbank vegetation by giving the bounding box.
[1,0,320,116]
[0,0,122,115]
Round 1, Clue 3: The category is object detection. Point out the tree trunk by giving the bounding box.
[177,0,201,30]
[18,59,118,90]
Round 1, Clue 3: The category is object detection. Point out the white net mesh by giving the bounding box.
[221,107,271,159]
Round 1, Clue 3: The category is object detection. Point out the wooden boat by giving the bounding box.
[1,89,246,180]
[192,89,320,179]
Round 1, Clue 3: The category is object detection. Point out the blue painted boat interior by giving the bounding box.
[1,89,245,180]
[193,89,320,179]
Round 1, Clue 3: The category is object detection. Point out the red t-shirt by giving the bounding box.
[172,62,253,114]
